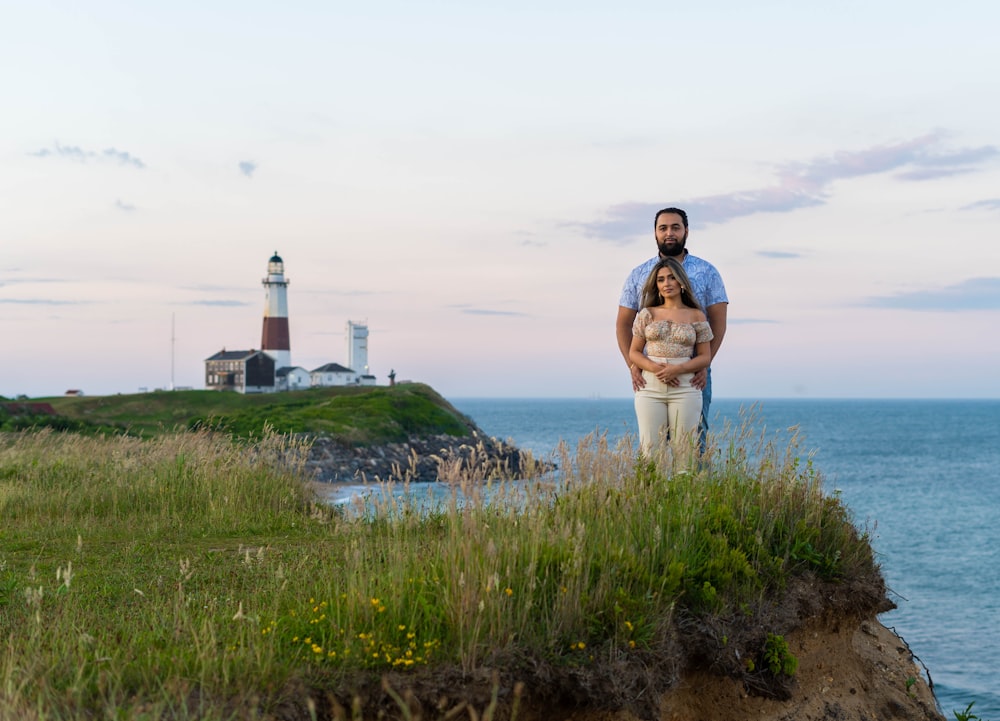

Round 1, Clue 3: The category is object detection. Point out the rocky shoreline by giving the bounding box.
[305,431,552,484]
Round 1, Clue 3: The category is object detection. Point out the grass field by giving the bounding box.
[0,413,886,720]
[2,383,474,444]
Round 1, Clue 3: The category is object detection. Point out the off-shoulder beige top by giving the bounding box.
[632,307,714,359]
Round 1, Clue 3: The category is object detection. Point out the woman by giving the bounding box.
[629,257,714,467]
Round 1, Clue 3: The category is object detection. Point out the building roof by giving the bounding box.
[1,402,57,416]
[311,362,355,374]
[276,366,308,377]
[205,349,263,361]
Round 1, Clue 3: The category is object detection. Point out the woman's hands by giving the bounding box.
[652,362,684,384]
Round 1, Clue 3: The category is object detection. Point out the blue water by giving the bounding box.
[449,397,1000,718]
[319,397,1000,715]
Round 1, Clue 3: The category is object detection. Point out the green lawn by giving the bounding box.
[9,383,473,444]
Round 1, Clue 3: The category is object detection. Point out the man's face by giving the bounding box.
[655,213,688,257]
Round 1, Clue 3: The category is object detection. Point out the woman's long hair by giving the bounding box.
[639,257,704,312]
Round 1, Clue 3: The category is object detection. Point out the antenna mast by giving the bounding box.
[171,313,176,391]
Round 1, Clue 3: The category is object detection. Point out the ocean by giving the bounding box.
[324,398,1000,716]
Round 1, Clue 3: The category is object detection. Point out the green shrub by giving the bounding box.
[763,633,798,676]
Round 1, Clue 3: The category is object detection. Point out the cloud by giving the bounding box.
[895,167,976,181]
[576,133,1000,242]
[729,318,779,325]
[756,250,803,259]
[0,275,70,287]
[115,199,136,212]
[102,148,145,168]
[28,142,146,169]
[299,288,377,297]
[962,198,1000,212]
[239,161,257,178]
[189,299,251,307]
[514,230,546,248]
[448,302,529,317]
[0,298,81,305]
[863,277,1000,311]
[460,308,529,317]
[894,145,999,181]
[29,144,83,161]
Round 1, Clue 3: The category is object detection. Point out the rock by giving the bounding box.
[305,433,553,484]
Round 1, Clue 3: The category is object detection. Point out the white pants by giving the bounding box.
[634,357,703,465]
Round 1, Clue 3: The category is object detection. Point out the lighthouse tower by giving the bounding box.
[261,251,291,370]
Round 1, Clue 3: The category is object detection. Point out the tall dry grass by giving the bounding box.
[0,414,877,720]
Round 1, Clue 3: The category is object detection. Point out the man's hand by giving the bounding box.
[690,367,708,391]
[630,365,645,392]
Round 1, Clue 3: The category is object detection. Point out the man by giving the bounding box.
[616,207,728,436]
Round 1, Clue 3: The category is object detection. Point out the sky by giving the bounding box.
[2,0,999,400]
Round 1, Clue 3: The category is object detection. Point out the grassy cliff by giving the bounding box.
[0,419,911,721]
[18,383,474,444]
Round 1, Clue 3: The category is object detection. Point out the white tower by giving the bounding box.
[346,321,369,375]
[261,251,291,370]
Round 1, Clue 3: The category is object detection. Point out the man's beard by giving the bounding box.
[657,236,687,257]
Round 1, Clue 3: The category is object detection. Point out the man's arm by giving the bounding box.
[687,302,727,391]
[616,305,644,391]
[616,306,637,365]
[705,302,728,361]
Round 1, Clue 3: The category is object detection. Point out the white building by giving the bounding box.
[310,363,357,387]
[276,366,311,391]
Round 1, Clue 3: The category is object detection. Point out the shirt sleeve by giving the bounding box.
[619,272,641,309]
[694,320,714,344]
[701,267,729,307]
[619,260,654,310]
[632,308,650,338]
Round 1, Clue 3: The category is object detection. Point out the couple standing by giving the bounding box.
[615,207,728,468]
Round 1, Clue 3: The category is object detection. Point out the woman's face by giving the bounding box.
[656,266,681,299]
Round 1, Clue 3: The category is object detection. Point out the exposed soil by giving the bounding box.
[650,617,943,721]
[430,617,942,721]
[267,615,943,721]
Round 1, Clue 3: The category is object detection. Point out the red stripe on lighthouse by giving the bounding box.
[261,317,290,351]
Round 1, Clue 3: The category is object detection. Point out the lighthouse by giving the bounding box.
[261,251,291,370]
